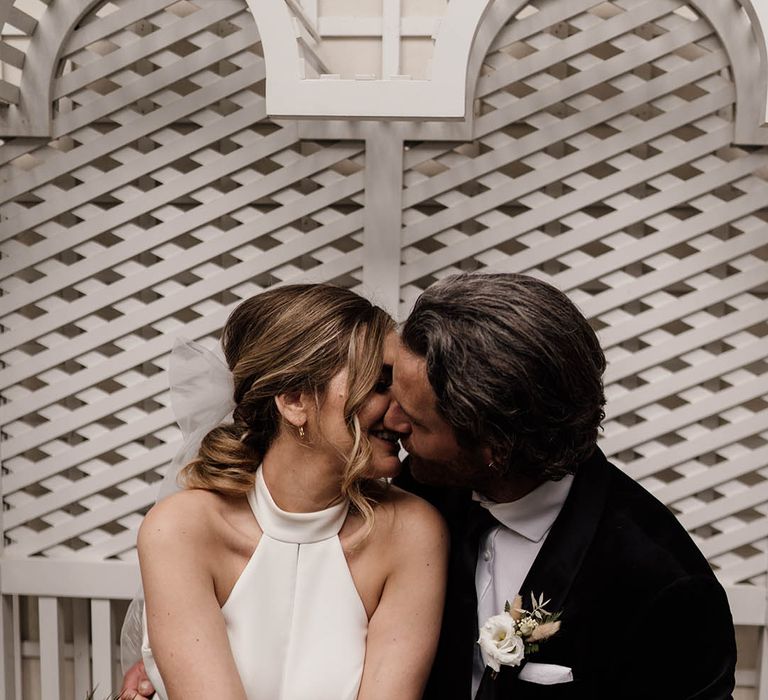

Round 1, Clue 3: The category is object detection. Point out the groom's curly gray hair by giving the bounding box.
[400,273,606,481]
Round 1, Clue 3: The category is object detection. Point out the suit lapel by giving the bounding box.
[480,449,612,698]
[518,449,610,614]
[399,451,613,699]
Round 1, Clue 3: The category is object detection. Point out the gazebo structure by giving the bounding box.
[1,0,767,697]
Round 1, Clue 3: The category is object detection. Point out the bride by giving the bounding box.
[132,284,448,700]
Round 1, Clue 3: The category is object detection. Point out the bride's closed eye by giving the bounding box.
[374,365,393,394]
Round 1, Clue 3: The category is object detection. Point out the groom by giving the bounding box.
[122,273,736,699]
[387,273,736,699]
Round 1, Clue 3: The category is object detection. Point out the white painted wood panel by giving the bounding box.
[1,0,766,696]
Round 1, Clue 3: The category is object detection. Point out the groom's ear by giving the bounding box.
[274,391,310,428]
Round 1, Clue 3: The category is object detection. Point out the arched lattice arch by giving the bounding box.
[2,0,768,134]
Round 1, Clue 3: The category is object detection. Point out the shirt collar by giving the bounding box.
[473,474,574,543]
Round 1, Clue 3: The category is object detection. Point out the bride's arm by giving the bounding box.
[356,492,449,700]
[138,491,248,700]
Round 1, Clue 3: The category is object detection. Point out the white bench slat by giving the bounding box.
[91,599,114,699]
[38,597,62,700]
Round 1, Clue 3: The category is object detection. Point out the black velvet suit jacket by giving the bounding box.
[397,448,736,700]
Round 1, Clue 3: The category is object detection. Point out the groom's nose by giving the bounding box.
[384,400,411,435]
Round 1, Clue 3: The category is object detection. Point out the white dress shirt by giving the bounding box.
[471,475,574,697]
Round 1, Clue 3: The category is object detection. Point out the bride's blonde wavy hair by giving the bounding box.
[180,284,395,529]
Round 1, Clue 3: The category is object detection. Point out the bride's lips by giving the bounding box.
[369,429,402,452]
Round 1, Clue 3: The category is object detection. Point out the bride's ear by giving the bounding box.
[274,391,309,430]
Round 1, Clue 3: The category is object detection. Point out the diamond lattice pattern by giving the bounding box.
[0,0,365,562]
[1,0,767,592]
[401,0,768,586]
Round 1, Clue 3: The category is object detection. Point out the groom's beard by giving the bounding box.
[408,447,490,492]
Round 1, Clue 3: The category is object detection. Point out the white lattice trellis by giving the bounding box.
[1,0,767,698]
[399,0,768,595]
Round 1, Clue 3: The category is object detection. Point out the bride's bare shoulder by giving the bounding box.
[138,488,240,553]
[373,485,447,547]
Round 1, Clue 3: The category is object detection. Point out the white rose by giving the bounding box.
[477,613,525,672]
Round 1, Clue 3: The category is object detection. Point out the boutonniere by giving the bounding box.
[477,592,562,676]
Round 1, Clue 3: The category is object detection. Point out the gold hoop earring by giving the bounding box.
[298,425,305,440]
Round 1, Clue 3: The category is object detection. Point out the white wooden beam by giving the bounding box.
[606,338,768,422]
[5,487,156,558]
[598,267,768,351]
[248,0,493,119]
[284,0,320,44]
[1,560,140,598]
[0,78,19,103]
[0,154,364,372]
[4,442,176,528]
[475,17,715,139]
[54,0,246,99]
[478,0,681,99]
[652,445,768,505]
[4,424,177,496]
[316,16,438,38]
[489,0,598,53]
[689,0,768,143]
[0,64,263,204]
[679,476,768,530]
[406,48,730,210]
[625,407,768,482]
[602,374,768,455]
[727,585,767,625]
[363,127,403,318]
[401,90,735,273]
[7,6,36,35]
[0,40,25,69]
[701,510,768,559]
[53,23,261,138]
[64,0,180,55]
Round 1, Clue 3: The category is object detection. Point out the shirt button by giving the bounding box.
[483,550,492,561]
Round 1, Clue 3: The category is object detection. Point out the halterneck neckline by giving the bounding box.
[248,467,349,544]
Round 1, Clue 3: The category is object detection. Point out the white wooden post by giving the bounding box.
[363,126,404,318]
[382,0,401,78]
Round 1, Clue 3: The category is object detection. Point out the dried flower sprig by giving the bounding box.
[478,591,562,676]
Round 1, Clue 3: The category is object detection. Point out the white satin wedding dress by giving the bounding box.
[142,467,368,700]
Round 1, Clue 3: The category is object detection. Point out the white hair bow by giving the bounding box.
[121,337,235,670]
[157,337,235,500]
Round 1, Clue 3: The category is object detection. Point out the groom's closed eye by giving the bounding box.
[398,405,426,430]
